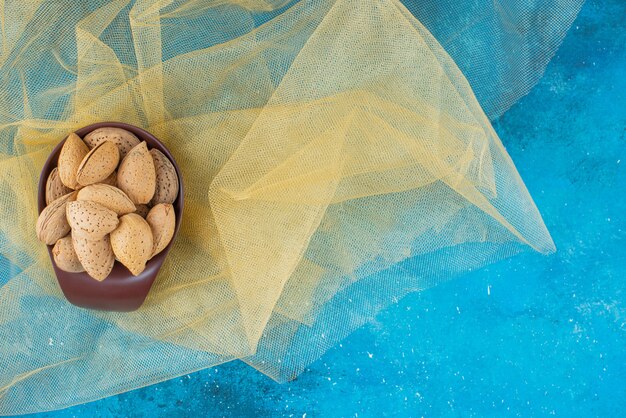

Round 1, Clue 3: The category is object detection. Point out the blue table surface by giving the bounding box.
[11,0,626,416]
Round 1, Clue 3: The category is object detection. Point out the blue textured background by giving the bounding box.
[13,0,626,416]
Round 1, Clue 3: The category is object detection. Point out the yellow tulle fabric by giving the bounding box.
[0,0,581,414]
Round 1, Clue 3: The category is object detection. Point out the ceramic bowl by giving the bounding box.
[37,122,184,312]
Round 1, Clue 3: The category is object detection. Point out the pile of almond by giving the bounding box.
[36,127,179,281]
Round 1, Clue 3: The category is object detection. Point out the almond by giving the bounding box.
[110,213,153,276]
[52,235,84,273]
[150,149,179,205]
[83,127,140,159]
[72,233,115,281]
[77,184,136,215]
[117,142,156,204]
[58,133,89,189]
[101,171,117,186]
[134,204,150,218]
[66,200,119,240]
[46,167,72,205]
[76,141,119,186]
[36,192,77,245]
[146,203,175,257]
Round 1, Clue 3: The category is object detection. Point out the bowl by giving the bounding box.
[37,122,184,312]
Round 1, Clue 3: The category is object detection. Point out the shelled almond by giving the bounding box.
[83,127,140,158]
[45,167,72,205]
[58,133,89,189]
[117,141,156,204]
[72,233,115,281]
[37,128,179,281]
[76,141,119,186]
[52,236,85,273]
[146,203,175,257]
[110,213,153,276]
[77,184,136,215]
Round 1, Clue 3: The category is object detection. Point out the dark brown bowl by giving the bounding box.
[37,122,184,312]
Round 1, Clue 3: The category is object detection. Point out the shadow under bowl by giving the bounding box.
[37,122,184,312]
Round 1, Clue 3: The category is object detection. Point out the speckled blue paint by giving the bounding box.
[11,0,626,416]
